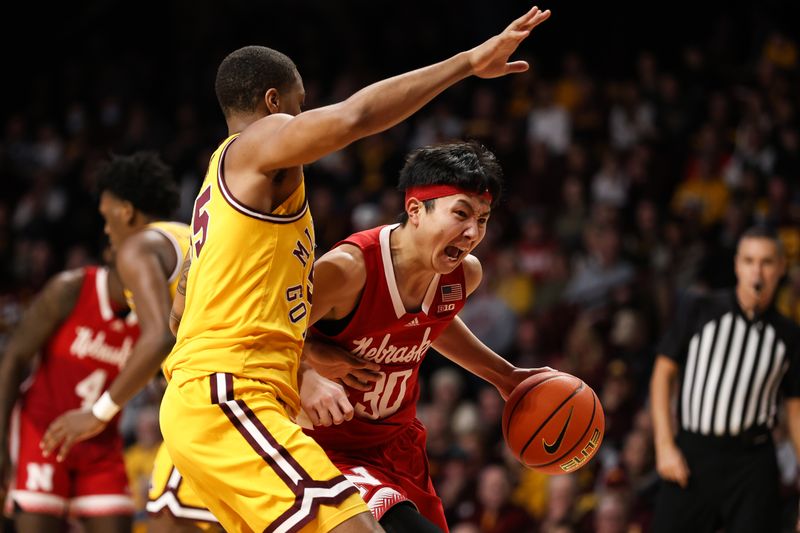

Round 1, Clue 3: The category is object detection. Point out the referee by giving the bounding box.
[650,226,800,533]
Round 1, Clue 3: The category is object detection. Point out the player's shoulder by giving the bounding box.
[316,243,367,289]
[461,254,483,295]
[48,267,88,294]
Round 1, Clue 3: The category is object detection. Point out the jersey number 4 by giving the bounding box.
[192,185,212,258]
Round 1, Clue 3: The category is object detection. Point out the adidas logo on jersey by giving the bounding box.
[404,317,420,327]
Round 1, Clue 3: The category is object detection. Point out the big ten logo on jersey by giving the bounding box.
[192,184,212,258]
[287,226,315,325]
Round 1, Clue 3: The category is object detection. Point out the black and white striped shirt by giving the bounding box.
[658,290,800,437]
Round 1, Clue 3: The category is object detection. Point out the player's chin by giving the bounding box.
[434,254,463,274]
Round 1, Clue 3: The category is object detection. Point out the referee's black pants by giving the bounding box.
[652,431,780,533]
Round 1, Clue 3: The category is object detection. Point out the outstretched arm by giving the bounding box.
[232,6,551,172]
[0,270,82,497]
[42,234,176,461]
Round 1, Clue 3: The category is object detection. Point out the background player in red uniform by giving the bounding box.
[300,141,552,532]
[0,263,138,533]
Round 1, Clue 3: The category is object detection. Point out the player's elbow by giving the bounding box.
[140,327,176,361]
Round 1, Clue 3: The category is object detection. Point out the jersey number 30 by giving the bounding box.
[355,369,413,420]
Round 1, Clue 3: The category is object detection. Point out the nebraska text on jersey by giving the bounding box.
[70,327,134,368]
[351,327,433,364]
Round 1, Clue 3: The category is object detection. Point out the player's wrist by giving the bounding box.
[91,391,120,423]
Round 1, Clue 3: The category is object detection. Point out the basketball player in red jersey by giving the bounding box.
[300,141,552,532]
[38,153,212,532]
[0,263,138,533]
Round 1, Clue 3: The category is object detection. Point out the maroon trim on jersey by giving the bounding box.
[210,373,358,532]
[216,137,309,223]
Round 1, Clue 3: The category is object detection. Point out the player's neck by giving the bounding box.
[390,225,437,303]
[226,114,259,135]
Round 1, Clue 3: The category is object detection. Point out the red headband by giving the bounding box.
[404,185,493,205]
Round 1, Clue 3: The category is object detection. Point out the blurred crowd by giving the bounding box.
[2,2,800,532]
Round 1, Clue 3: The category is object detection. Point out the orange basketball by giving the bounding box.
[502,371,604,475]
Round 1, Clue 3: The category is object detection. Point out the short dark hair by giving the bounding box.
[215,46,298,117]
[397,141,503,224]
[738,225,784,256]
[96,151,179,219]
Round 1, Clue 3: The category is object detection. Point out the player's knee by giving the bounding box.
[380,503,442,533]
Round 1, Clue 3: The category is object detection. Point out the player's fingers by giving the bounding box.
[343,374,372,391]
[56,435,76,463]
[527,9,551,29]
[505,61,530,74]
[329,405,345,426]
[353,360,381,372]
[315,406,333,427]
[351,369,380,383]
[338,397,354,422]
[40,426,62,457]
[510,6,539,30]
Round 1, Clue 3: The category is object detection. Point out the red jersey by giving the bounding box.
[20,266,139,443]
[308,224,465,449]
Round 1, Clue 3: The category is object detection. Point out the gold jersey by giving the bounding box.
[123,221,191,309]
[163,134,314,413]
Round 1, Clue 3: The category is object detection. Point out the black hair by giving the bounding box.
[215,46,298,117]
[738,225,784,256]
[96,151,179,219]
[396,141,503,224]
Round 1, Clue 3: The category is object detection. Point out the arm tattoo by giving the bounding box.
[176,250,191,296]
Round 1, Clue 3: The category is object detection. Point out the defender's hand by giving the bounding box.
[469,6,551,79]
[41,409,106,462]
[299,369,354,427]
[305,339,381,392]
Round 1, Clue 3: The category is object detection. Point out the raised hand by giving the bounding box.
[40,409,106,462]
[469,5,551,79]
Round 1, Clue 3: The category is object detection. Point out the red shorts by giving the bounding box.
[325,419,448,532]
[10,409,133,517]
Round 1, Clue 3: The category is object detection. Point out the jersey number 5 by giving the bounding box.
[192,185,212,258]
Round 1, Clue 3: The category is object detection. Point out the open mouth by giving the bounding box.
[444,245,466,262]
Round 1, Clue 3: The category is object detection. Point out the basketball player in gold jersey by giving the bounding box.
[39,153,218,532]
[159,7,548,533]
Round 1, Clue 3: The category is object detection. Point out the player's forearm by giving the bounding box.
[433,317,514,390]
[104,331,174,408]
[340,52,472,142]
[650,357,678,450]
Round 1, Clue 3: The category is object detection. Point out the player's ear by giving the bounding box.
[265,88,280,114]
[121,200,136,226]
[405,197,423,226]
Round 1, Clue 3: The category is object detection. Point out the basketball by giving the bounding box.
[502,371,604,475]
